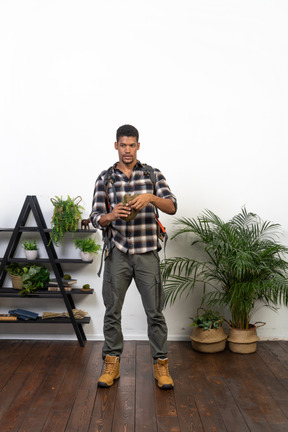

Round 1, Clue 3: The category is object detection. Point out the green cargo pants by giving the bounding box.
[102,246,168,360]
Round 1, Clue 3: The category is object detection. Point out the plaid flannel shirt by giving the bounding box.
[90,161,177,254]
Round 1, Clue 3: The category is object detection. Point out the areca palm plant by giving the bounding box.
[161,207,288,329]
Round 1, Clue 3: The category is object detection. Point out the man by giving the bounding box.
[90,124,177,390]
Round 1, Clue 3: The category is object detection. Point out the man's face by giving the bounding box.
[115,136,140,166]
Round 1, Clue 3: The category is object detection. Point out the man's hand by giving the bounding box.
[99,203,131,227]
[99,193,176,227]
[129,193,153,211]
[129,193,176,215]
[109,203,131,221]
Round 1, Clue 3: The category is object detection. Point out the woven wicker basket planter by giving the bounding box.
[10,274,22,290]
[227,327,260,354]
[190,327,228,353]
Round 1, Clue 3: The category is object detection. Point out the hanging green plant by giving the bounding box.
[50,195,84,246]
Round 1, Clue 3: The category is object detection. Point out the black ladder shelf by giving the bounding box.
[0,195,94,347]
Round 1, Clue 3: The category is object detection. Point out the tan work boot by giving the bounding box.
[154,358,174,390]
[98,355,120,387]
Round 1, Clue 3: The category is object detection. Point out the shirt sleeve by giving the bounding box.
[154,168,177,213]
[90,170,108,230]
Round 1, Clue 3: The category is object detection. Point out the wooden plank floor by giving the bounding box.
[1,340,288,431]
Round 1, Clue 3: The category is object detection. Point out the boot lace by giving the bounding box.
[104,360,117,375]
[157,362,170,377]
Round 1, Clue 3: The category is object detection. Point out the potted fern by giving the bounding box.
[161,207,288,354]
[50,195,84,246]
[74,237,101,261]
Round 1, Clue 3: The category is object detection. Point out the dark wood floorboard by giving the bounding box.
[1,340,288,431]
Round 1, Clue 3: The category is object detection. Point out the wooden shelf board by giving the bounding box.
[4,258,93,264]
[0,228,96,233]
[0,316,91,324]
[0,288,94,298]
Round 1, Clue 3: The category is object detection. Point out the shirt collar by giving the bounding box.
[112,160,144,172]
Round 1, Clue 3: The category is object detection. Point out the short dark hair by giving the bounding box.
[116,124,139,142]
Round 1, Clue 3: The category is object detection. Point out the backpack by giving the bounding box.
[97,164,167,277]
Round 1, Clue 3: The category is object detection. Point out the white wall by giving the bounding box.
[0,0,288,341]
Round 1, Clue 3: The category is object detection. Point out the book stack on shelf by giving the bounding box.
[47,277,77,292]
[8,309,39,321]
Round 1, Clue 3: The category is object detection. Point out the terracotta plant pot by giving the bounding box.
[227,326,260,354]
[190,326,227,353]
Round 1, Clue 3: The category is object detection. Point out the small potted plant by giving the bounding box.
[22,239,38,260]
[190,308,227,353]
[50,195,84,246]
[81,283,92,292]
[74,237,101,261]
[5,263,50,294]
[5,263,23,290]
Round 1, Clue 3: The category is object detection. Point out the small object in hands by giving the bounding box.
[120,194,139,221]
[81,218,91,230]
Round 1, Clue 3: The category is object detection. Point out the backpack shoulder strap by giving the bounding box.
[97,166,114,277]
[103,166,117,211]
[103,166,114,187]
[142,164,159,217]
[142,164,156,193]
[142,164,168,252]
